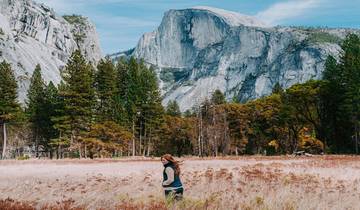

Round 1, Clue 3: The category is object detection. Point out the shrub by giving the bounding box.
[298,127,324,154]
[17,155,30,160]
[63,15,86,26]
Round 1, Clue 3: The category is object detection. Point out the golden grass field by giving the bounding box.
[0,156,360,210]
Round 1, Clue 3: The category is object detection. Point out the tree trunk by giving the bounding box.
[142,124,147,156]
[355,122,359,155]
[132,118,135,157]
[79,144,82,159]
[198,109,202,157]
[35,133,39,158]
[147,128,151,157]
[2,123,7,159]
[139,121,142,156]
[223,113,229,155]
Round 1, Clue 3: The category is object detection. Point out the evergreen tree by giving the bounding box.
[60,50,95,157]
[0,61,19,159]
[126,57,142,121]
[321,34,360,153]
[211,89,226,105]
[166,100,181,117]
[112,57,165,156]
[138,65,164,156]
[26,64,46,157]
[337,34,360,153]
[42,82,60,157]
[272,83,284,94]
[114,57,129,125]
[51,81,70,158]
[95,57,117,121]
[321,55,346,152]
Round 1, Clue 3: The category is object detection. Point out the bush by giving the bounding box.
[17,155,30,160]
[266,140,279,155]
[63,15,86,26]
[298,127,324,154]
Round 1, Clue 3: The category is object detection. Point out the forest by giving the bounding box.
[0,34,359,159]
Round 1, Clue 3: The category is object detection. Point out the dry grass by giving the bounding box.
[1,156,360,210]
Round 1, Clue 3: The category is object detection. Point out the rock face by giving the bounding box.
[0,0,102,102]
[125,7,359,111]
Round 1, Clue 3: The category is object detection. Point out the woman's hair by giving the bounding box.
[161,154,181,175]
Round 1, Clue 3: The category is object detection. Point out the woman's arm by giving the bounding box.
[162,167,175,186]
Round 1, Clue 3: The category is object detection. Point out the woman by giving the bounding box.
[161,154,184,201]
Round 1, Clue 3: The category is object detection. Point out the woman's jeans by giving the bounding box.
[165,188,184,201]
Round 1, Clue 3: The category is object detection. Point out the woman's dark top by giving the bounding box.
[162,162,183,190]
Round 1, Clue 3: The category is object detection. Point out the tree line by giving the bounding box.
[0,34,359,158]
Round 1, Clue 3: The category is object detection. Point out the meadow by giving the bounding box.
[0,156,359,210]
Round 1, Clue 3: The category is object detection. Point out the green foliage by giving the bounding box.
[222,103,251,154]
[51,81,71,142]
[26,64,46,155]
[42,82,60,151]
[0,61,19,123]
[166,100,181,117]
[84,121,132,158]
[59,50,96,152]
[155,116,195,157]
[298,127,324,154]
[63,15,86,25]
[73,32,86,45]
[26,66,61,157]
[3,34,360,158]
[272,83,283,94]
[307,32,341,44]
[211,89,226,105]
[63,15,88,44]
[95,58,117,122]
[113,57,165,155]
[17,155,30,160]
[321,34,360,153]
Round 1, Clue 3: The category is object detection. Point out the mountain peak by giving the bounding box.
[191,6,267,28]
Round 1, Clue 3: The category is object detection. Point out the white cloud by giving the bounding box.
[256,0,323,26]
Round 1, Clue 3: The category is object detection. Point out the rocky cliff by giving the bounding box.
[0,0,102,102]
[124,7,359,111]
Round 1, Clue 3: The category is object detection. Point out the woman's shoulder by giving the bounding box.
[165,165,175,171]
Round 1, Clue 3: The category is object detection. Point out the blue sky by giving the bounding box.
[36,0,360,54]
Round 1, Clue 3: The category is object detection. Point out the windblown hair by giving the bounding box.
[161,154,181,175]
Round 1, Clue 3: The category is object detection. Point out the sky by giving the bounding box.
[36,0,360,55]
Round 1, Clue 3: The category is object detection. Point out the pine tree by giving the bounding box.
[51,81,70,159]
[321,55,346,152]
[166,100,181,117]
[127,57,142,120]
[321,34,360,153]
[339,34,360,153]
[211,89,226,105]
[114,57,129,125]
[272,83,284,94]
[0,61,19,159]
[26,64,46,157]
[138,65,164,156]
[95,57,117,121]
[60,50,95,157]
[42,82,60,158]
